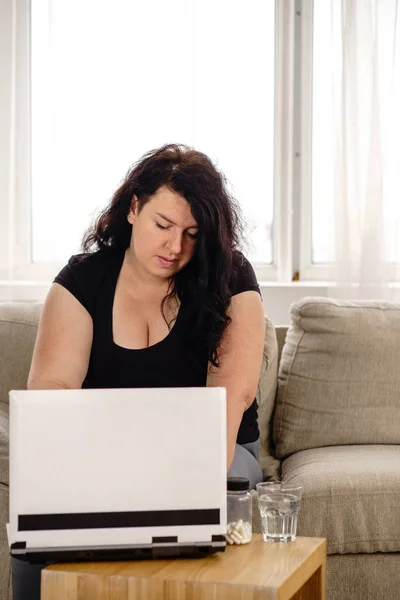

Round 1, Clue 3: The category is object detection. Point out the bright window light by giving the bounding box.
[311,0,335,264]
[31,0,275,265]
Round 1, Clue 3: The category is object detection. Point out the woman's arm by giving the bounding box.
[28,283,93,390]
[206,290,265,470]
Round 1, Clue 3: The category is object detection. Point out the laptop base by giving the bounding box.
[11,542,226,564]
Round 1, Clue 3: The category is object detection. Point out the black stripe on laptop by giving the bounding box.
[211,535,226,543]
[18,509,220,532]
[152,536,178,544]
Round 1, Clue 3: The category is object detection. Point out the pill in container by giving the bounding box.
[226,477,252,545]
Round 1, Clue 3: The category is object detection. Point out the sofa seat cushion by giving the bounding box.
[282,445,400,554]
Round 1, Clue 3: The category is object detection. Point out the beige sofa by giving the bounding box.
[1,298,400,600]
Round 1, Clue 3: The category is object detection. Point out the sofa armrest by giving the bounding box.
[0,402,8,487]
[256,316,282,480]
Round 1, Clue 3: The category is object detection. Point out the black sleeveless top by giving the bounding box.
[54,248,261,444]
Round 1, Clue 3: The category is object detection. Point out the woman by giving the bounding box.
[13,143,265,599]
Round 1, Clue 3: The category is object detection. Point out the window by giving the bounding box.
[9,0,380,290]
[30,0,276,272]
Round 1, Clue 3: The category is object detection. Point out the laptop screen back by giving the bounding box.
[9,387,227,550]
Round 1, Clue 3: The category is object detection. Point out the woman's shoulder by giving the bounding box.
[54,247,124,315]
[231,250,261,297]
[61,247,122,282]
[66,248,114,268]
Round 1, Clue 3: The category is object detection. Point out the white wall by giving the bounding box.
[260,283,329,325]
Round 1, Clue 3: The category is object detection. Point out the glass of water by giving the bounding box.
[256,481,302,543]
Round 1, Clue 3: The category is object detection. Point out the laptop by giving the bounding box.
[8,387,227,563]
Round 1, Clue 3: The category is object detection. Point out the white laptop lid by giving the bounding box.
[9,387,227,552]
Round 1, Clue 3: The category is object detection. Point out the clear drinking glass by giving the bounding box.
[256,481,302,543]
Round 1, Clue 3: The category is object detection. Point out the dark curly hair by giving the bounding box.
[82,143,246,367]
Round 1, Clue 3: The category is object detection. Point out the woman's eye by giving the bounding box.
[187,232,198,240]
[155,222,169,230]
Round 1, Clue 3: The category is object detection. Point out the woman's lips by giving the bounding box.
[157,256,177,267]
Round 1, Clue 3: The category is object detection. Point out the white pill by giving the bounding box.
[226,520,253,545]
[234,519,243,531]
[240,522,252,544]
[230,531,242,544]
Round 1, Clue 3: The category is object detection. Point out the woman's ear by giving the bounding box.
[127,195,138,224]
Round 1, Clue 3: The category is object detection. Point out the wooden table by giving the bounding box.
[41,535,326,600]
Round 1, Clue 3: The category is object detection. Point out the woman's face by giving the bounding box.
[127,185,199,279]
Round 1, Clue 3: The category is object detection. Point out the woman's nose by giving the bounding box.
[168,230,183,255]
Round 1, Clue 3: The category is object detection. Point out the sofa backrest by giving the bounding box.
[0,303,42,406]
[273,296,400,458]
[0,303,42,486]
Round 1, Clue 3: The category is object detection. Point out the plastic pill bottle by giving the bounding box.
[226,477,252,544]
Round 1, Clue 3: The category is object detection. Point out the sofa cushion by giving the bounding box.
[273,297,400,457]
[282,445,400,554]
[255,316,280,479]
[0,482,10,600]
[0,404,8,486]
[0,303,41,487]
[327,553,400,600]
[0,303,41,406]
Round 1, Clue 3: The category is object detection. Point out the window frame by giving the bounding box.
[298,0,336,282]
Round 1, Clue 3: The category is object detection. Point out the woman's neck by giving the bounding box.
[121,248,172,301]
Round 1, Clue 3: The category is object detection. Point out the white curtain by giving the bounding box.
[329,0,400,301]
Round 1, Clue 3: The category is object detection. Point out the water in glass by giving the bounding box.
[258,491,301,542]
